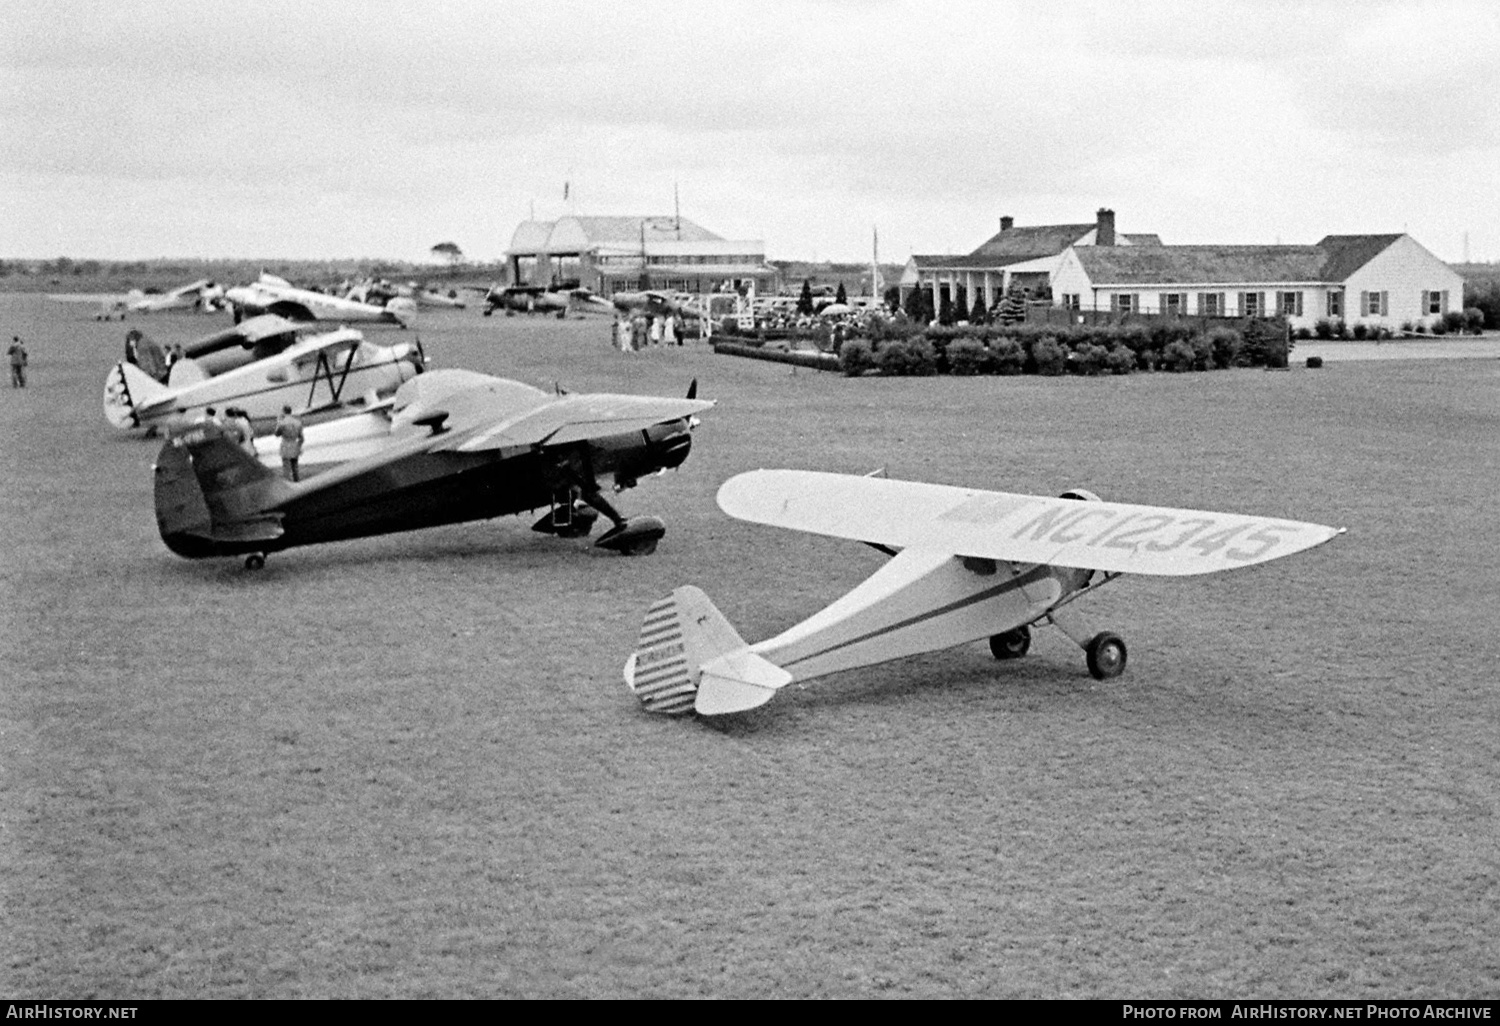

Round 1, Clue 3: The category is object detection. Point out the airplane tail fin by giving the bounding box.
[623,586,791,716]
[105,360,170,429]
[166,358,209,388]
[154,425,292,558]
[386,297,418,328]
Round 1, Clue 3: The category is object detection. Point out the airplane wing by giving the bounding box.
[716,470,1342,577]
[438,392,713,452]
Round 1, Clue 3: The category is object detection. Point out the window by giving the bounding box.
[1160,292,1186,315]
[1327,291,1343,318]
[1239,291,1265,317]
[1277,291,1304,317]
[1198,292,1224,317]
[1112,293,1138,314]
[1423,290,1449,314]
[1061,293,1081,310]
[1362,291,1388,316]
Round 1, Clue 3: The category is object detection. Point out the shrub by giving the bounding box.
[876,338,937,376]
[1413,323,1427,335]
[1442,310,1465,335]
[1352,322,1369,340]
[1464,307,1485,334]
[1430,317,1447,336]
[992,338,1025,375]
[1030,336,1067,376]
[839,338,876,376]
[1069,341,1109,376]
[1306,356,1323,368]
[1399,321,1414,334]
[1295,326,1312,340]
[1105,344,1135,375]
[946,338,993,376]
[1207,327,1243,369]
[1314,318,1336,340]
[1162,338,1197,372]
[1241,316,1291,366]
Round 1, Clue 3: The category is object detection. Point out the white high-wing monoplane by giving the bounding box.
[47,278,225,320]
[224,273,417,328]
[104,327,424,432]
[625,470,1344,716]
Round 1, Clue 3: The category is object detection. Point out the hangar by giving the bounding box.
[505,216,778,297]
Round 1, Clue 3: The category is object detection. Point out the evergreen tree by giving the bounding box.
[835,282,848,305]
[797,279,815,315]
[970,293,989,324]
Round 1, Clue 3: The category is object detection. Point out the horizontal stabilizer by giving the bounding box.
[696,650,793,716]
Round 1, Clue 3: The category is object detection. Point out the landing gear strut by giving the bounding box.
[244,553,266,570]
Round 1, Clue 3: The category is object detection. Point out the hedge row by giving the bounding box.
[836,320,1293,377]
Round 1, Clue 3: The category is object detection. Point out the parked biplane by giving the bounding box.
[224,273,417,328]
[105,327,424,432]
[48,278,224,320]
[121,313,309,386]
[625,470,1343,716]
[154,368,712,567]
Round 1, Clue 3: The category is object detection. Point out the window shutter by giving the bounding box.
[1361,291,1369,316]
[1441,290,1449,312]
[1380,291,1388,316]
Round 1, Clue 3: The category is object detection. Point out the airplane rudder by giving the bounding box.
[624,585,746,716]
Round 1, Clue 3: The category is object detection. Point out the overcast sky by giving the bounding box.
[3,0,1496,265]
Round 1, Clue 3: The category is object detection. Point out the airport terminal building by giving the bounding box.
[505,216,778,297]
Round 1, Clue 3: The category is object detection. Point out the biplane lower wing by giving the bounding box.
[624,470,1343,718]
[717,469,1342,577]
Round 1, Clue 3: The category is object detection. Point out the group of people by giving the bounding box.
[194,404,304,482]
[613,313,684,352]
[9,335,28,388]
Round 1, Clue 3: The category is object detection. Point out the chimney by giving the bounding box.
[1096,208,1116,247]
[999,215,1014,232]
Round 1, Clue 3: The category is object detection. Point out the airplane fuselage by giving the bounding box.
[154,419,694,559]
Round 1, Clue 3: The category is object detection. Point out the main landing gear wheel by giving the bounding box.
[1085,632,1127,680]
[244,553,266,570]
[989,625,1032,660]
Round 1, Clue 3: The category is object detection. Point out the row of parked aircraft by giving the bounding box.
[85,277,1342,721]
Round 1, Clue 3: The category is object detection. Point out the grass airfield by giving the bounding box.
[2,293,1498,999]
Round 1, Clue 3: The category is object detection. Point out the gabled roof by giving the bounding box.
[1314,235,1403,281]
[1070,236,1411,286]
[1074,245,1331,285]
[971,223,1095,260]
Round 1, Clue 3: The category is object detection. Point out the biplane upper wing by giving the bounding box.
[717,470,1342,577]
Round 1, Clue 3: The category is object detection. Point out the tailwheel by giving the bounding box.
[1085,632,1127,680]
[244,553,266,570]
[988,625,1031,660]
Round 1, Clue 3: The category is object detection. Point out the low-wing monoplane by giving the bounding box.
[625,470,1343,716]
[105,327,424,432]
[224,273,417,328]
[154,368,712,567]
[479,282,614,318]
[48,278,225,320]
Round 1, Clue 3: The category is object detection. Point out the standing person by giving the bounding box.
[662,314,678,346]
[631,315,647,352]
[226,407,256,455]
[274,405,304,482]
[8,336,27,388]
[649,315,663,346]
[615,316,632,353]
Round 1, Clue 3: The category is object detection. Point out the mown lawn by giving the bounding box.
[2,295,1497,998]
